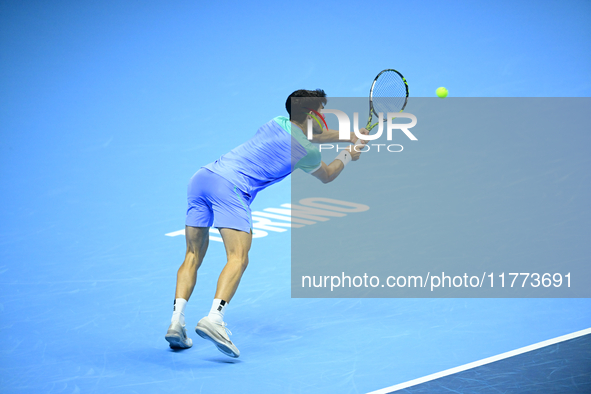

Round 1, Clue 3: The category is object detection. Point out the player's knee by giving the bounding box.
[228,254,249,271]
[183,250,202,270]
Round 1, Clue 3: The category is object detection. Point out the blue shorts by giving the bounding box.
[185,168,253,233]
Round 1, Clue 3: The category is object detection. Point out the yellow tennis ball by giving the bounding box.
[436,87,448,98]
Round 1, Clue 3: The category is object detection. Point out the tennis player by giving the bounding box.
[165,89,368,357]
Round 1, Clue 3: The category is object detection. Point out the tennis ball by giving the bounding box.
[436,87,448,98]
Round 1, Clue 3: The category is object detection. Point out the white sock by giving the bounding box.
[208,298,227,324]
[171,298,188,326]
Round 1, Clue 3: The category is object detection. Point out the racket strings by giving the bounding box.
[371,72,407,115]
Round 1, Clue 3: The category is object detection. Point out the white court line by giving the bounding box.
[367,327,591,394]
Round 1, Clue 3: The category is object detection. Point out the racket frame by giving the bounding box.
[366,69,409,131]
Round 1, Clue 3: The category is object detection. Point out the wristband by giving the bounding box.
[336,150,352,166]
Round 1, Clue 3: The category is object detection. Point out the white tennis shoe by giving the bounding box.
[165,321,193,349]
[195,316,240,358]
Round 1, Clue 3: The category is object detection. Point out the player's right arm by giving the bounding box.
[311,147,362,184]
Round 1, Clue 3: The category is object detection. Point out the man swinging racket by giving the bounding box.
[165,89,369,357]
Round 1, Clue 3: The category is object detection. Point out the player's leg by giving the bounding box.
[214,227,252,302]
[165,226,210,349]
[175,226,210,301]
[194,228,251,358]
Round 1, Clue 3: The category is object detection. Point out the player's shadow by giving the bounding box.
[115,346,241,371]
[203,357,241,364]
[165,347,241,364]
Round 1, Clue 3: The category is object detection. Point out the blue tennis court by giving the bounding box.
[2,1,590,393]
[2,127,590,392]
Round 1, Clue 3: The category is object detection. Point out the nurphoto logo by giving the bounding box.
[307,109,418,153]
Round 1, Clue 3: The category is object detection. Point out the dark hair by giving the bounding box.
[285,89,327,123]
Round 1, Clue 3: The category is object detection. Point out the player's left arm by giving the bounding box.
[309,128,370,144]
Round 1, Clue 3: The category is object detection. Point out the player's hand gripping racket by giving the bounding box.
[355,69,409,146]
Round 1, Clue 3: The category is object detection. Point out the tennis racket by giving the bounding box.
[356,69,409,145]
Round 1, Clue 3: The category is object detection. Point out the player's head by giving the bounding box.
[286,89,327,125]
